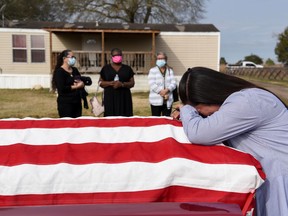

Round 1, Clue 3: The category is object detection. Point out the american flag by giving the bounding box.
[0,117,265,212]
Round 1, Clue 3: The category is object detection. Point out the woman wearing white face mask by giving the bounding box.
[51,49,85,118]
[148,52,177,116]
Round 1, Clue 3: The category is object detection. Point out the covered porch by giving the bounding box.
[47,26,160,75]
[51,51,153,74]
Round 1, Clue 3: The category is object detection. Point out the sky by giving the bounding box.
[202,0,288,64]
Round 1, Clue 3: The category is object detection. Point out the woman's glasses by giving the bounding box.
[66,56,76,59]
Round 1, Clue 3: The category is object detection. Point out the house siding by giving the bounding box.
[0,28,50,75]
[0,23,220,89]
[155,32,220,75]
[81,34,102,51]
[104,33,152,51]
[52,32,84,51]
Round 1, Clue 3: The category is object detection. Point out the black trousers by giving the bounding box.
[57,102,82,118]
[150,104,172,117]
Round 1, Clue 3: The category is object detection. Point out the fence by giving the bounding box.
[224,67,288,81]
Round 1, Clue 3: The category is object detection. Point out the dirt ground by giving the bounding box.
[252,81,288,101]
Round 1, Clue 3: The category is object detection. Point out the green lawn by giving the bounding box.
[0,89,152,119]
[1,76,287,119]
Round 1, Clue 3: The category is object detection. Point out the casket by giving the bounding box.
[0,117,265,215]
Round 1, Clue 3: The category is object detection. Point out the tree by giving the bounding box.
[275,27,288,66]
[1,0,206,24]
[219,57,227,65]
[66,0,206,23]
[0,0,74,22]
[265,58,275,66]
[244,54,263,65]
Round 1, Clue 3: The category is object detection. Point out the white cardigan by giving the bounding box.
[148,66,177,108]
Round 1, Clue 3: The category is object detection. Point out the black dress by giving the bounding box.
[100,64,134,117]
[55,67,82,118]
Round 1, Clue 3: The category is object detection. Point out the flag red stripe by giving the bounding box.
[0,140,263,171]
[0,186,249,208]
[0,117,182,129]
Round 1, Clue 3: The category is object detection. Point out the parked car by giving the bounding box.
[226,61,264,69]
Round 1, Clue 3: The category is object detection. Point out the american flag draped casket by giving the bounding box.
[0,117,265,214]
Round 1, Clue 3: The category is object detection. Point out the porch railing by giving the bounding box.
[51,51,153,74]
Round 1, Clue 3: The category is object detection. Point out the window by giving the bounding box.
[12,35,27,62]
[31,35,45,63]
[12,34,46,63]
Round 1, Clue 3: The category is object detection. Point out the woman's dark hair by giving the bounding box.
[110,48,122,55]
[179,67,287,107]
[51,49,71,91]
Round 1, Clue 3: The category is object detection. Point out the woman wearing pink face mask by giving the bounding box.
[99,48,135,116]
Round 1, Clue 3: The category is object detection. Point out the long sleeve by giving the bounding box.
[55,67,81,103]
[166,68,177,92]
[180,90,261,145]
[148,66,176,108]
[148,66,163,94]
[181,88,288,216]
[148,66,165,106]
[55,69,73,94]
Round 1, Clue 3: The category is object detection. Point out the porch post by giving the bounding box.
[151,32,156,68]
[49,31,53,91]
[49,31,53,74]
[101,31,105,67]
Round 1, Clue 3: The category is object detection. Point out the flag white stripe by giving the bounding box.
[0,158,264,195]
[0,125,190,145]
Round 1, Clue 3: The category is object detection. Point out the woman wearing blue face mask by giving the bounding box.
[148,52,177,116]
[51,49,85,118]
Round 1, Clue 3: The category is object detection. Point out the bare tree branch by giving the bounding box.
[0,0,207,24]
[69,0,207,24]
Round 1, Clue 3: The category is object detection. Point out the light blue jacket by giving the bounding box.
[180,88,288,216]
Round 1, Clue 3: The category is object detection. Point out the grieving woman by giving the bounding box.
[172,67,288,216]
